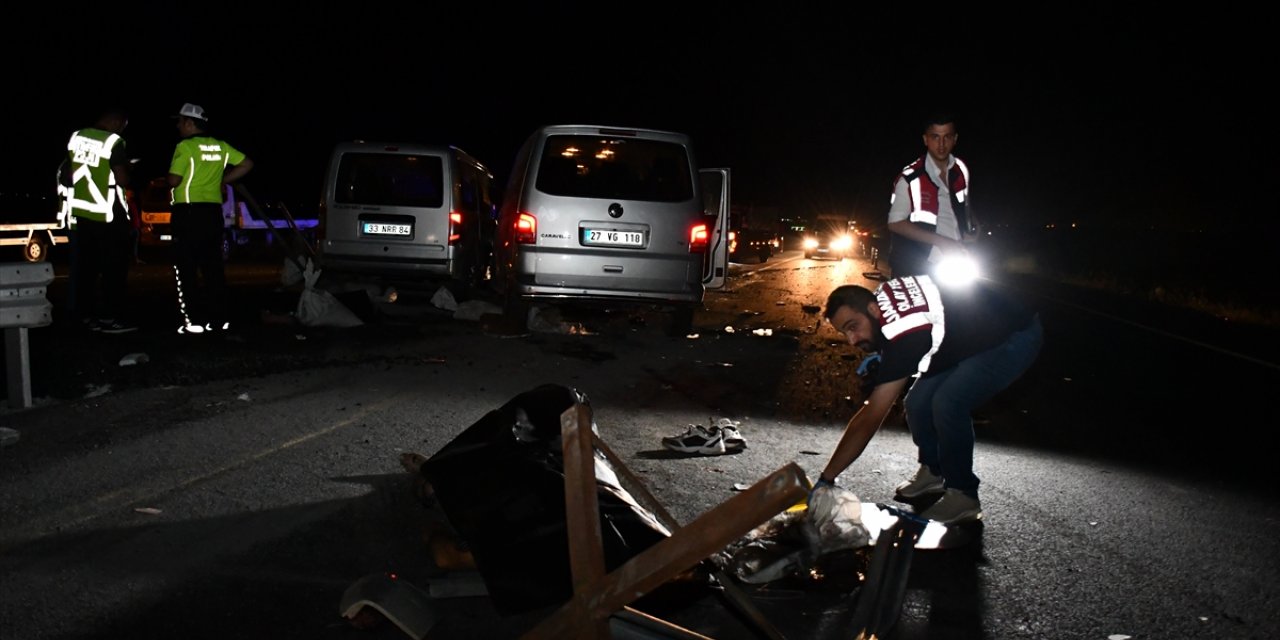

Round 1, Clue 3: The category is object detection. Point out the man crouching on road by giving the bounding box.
[812,275,1043,524]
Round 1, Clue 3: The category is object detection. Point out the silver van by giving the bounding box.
[492,124,730,334]
[318,141,498,292]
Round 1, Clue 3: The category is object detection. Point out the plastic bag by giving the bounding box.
[803,483,871,553]
[280,256,305,287]
[295,259,363,327]
[430,286,458,312]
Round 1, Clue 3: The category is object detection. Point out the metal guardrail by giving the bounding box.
[1,262,53,410]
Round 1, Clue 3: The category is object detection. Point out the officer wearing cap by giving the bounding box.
[167,102,253,334]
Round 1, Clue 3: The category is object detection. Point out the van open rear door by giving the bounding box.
[699,168,730,290]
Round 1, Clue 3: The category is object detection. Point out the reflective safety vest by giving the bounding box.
[887,155,971,274]
[874,274,947,375]
[893,155,970,232]
[55,163,75,229]
[169,136,246,204]
[66,127,126,223]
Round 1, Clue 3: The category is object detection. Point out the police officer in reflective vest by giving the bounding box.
[60,108,137,333]
[886,112,977,279]
[815,276,1043,524]
[167,103,253,334]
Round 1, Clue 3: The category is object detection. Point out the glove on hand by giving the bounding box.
[808,476,835,508]
[856,352,882,377]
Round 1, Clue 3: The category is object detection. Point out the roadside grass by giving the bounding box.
[1051,270,1280,328]
[988,226,1279,330]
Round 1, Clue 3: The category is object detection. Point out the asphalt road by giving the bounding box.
[1,248,1277,639]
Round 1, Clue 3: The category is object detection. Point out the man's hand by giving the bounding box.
[938,236,969,255]
[808,476,835,508]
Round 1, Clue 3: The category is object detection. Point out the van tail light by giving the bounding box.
[689,222,709,252]
[515,212,537,244]
[448,211,463,244]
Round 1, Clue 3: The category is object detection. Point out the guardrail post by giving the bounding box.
[1,262,54,410]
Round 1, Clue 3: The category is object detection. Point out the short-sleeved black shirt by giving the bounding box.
[868,276,1036,385]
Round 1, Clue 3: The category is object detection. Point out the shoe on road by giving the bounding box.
[96,319,139,334]
[719,426,746,452]
[918,488,983,524]
[711,417,747,452]
[662,424,726,455]
[894,464,945,500]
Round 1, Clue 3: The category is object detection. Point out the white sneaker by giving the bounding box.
[661,424,726,455]
[894,464,945,499]
[711,417,746,451]
[918,488,983,524]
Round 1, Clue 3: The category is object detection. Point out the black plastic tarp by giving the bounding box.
[419,384,671,615]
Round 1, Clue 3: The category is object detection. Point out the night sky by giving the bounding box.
[6,5,1270,234]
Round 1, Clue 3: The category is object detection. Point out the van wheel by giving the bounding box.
[667,306,696,337]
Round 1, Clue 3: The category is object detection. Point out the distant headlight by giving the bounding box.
[802,237,819,249]
[831,235,853,250]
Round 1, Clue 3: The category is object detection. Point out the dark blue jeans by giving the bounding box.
[903,314,1044,499]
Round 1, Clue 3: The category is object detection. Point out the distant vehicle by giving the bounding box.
[853,223,888,267]
[317,141,498,294]
[492,124,730,335]
[138,177,318,261]
[729,227,780,263]
[802,227,853,260]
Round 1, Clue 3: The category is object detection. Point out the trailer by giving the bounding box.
[0,219,68,263]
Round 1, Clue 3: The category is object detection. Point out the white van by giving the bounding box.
[318,141,498,293]
[492,124,730,334]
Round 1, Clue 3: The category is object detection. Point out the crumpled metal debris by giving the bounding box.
[715,484,872,585]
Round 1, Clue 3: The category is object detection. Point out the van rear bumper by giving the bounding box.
[321,252,452,278]
[511,281,703,305]
[509,247,703,302]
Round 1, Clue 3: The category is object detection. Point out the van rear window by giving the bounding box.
[334,153,444,208]
[536,136,693,202]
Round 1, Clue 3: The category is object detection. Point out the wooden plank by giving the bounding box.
[612,606,715,639]
[526,462,808,639]
[557,402,609,639]
[560,403,608,591]
[593,436,681,529]
[594,437,792,640]
[591,463,807,614]
[0,223,61,231]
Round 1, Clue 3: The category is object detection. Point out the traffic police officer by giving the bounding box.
[167,102,253,333]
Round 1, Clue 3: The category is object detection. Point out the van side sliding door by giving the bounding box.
[699,167,730,290]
